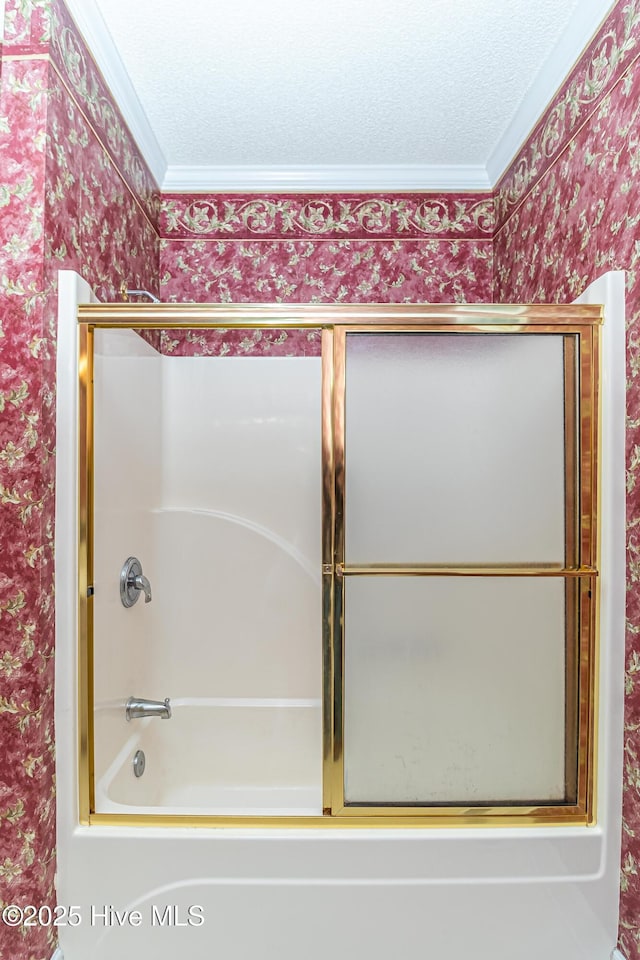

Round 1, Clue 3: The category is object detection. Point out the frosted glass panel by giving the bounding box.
[343,577,568,805]
[345,333,567,564]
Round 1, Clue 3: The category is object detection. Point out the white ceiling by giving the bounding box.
[64,0,615,191]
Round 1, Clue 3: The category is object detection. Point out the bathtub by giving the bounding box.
[55,270,627,960]
[95,699,322,816]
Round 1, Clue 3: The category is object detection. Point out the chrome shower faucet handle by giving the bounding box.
[120,557,152,607]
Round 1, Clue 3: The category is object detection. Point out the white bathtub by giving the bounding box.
[96,699,322,816]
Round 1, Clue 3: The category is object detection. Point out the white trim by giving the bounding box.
[60,0,478,195]
[161,163,492,193]
[612,950,628,960]
[59,0,166,188]
[55,271,97,960]
[486,0,616,185]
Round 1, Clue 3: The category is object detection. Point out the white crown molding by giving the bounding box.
[60,0,167,188]
[486,0,616,186]
[162,163,492,193]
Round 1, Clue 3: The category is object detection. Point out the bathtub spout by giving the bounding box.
[126,697,171,720]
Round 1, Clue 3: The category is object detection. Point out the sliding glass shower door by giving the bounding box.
[78,304,599,826]
[328,325,598,820]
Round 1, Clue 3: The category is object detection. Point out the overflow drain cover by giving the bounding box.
[133,750,146,778]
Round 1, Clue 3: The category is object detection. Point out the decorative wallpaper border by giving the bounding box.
[494,0,640,229]
[160,193,495,241]
[47,0,160,227]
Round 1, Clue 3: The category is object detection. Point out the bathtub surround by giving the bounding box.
[56,294,623,960]
[91,327,162,788]
[0,0,639,958]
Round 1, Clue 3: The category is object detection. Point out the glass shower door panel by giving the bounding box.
[343,576,568,805]
[344,333,567,565]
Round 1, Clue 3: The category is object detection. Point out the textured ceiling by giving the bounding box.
[71,0,615,186]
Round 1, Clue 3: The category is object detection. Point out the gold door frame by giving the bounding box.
[77,303,601,828]
[328,322,599,823]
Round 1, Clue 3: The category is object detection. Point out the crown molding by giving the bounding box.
[485,0,615,186]
[162,164,492,193]
[61,0,167,188]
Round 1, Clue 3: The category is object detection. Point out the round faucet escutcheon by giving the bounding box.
[120,557,152,607]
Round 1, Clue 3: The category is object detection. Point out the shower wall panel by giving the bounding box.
[153,355,322,700]
[92,329,162,786]
[161,357,320,540]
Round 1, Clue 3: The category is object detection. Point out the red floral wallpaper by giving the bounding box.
[2,0,50,53]
[49,0,159,231]
[159,194,494,355]
[0,52,55,960]
[0,2,158,959]
[493,1,640,955]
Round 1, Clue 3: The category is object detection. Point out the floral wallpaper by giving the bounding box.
[159,194,494,355]
[2,0,50,52]
[44,60,160,305]
[0,51,55,960]
[48,0,159,230]
[0,2,158,959]
[493,0,640,955]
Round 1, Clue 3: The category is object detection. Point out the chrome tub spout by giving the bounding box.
[126,696,171,720]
